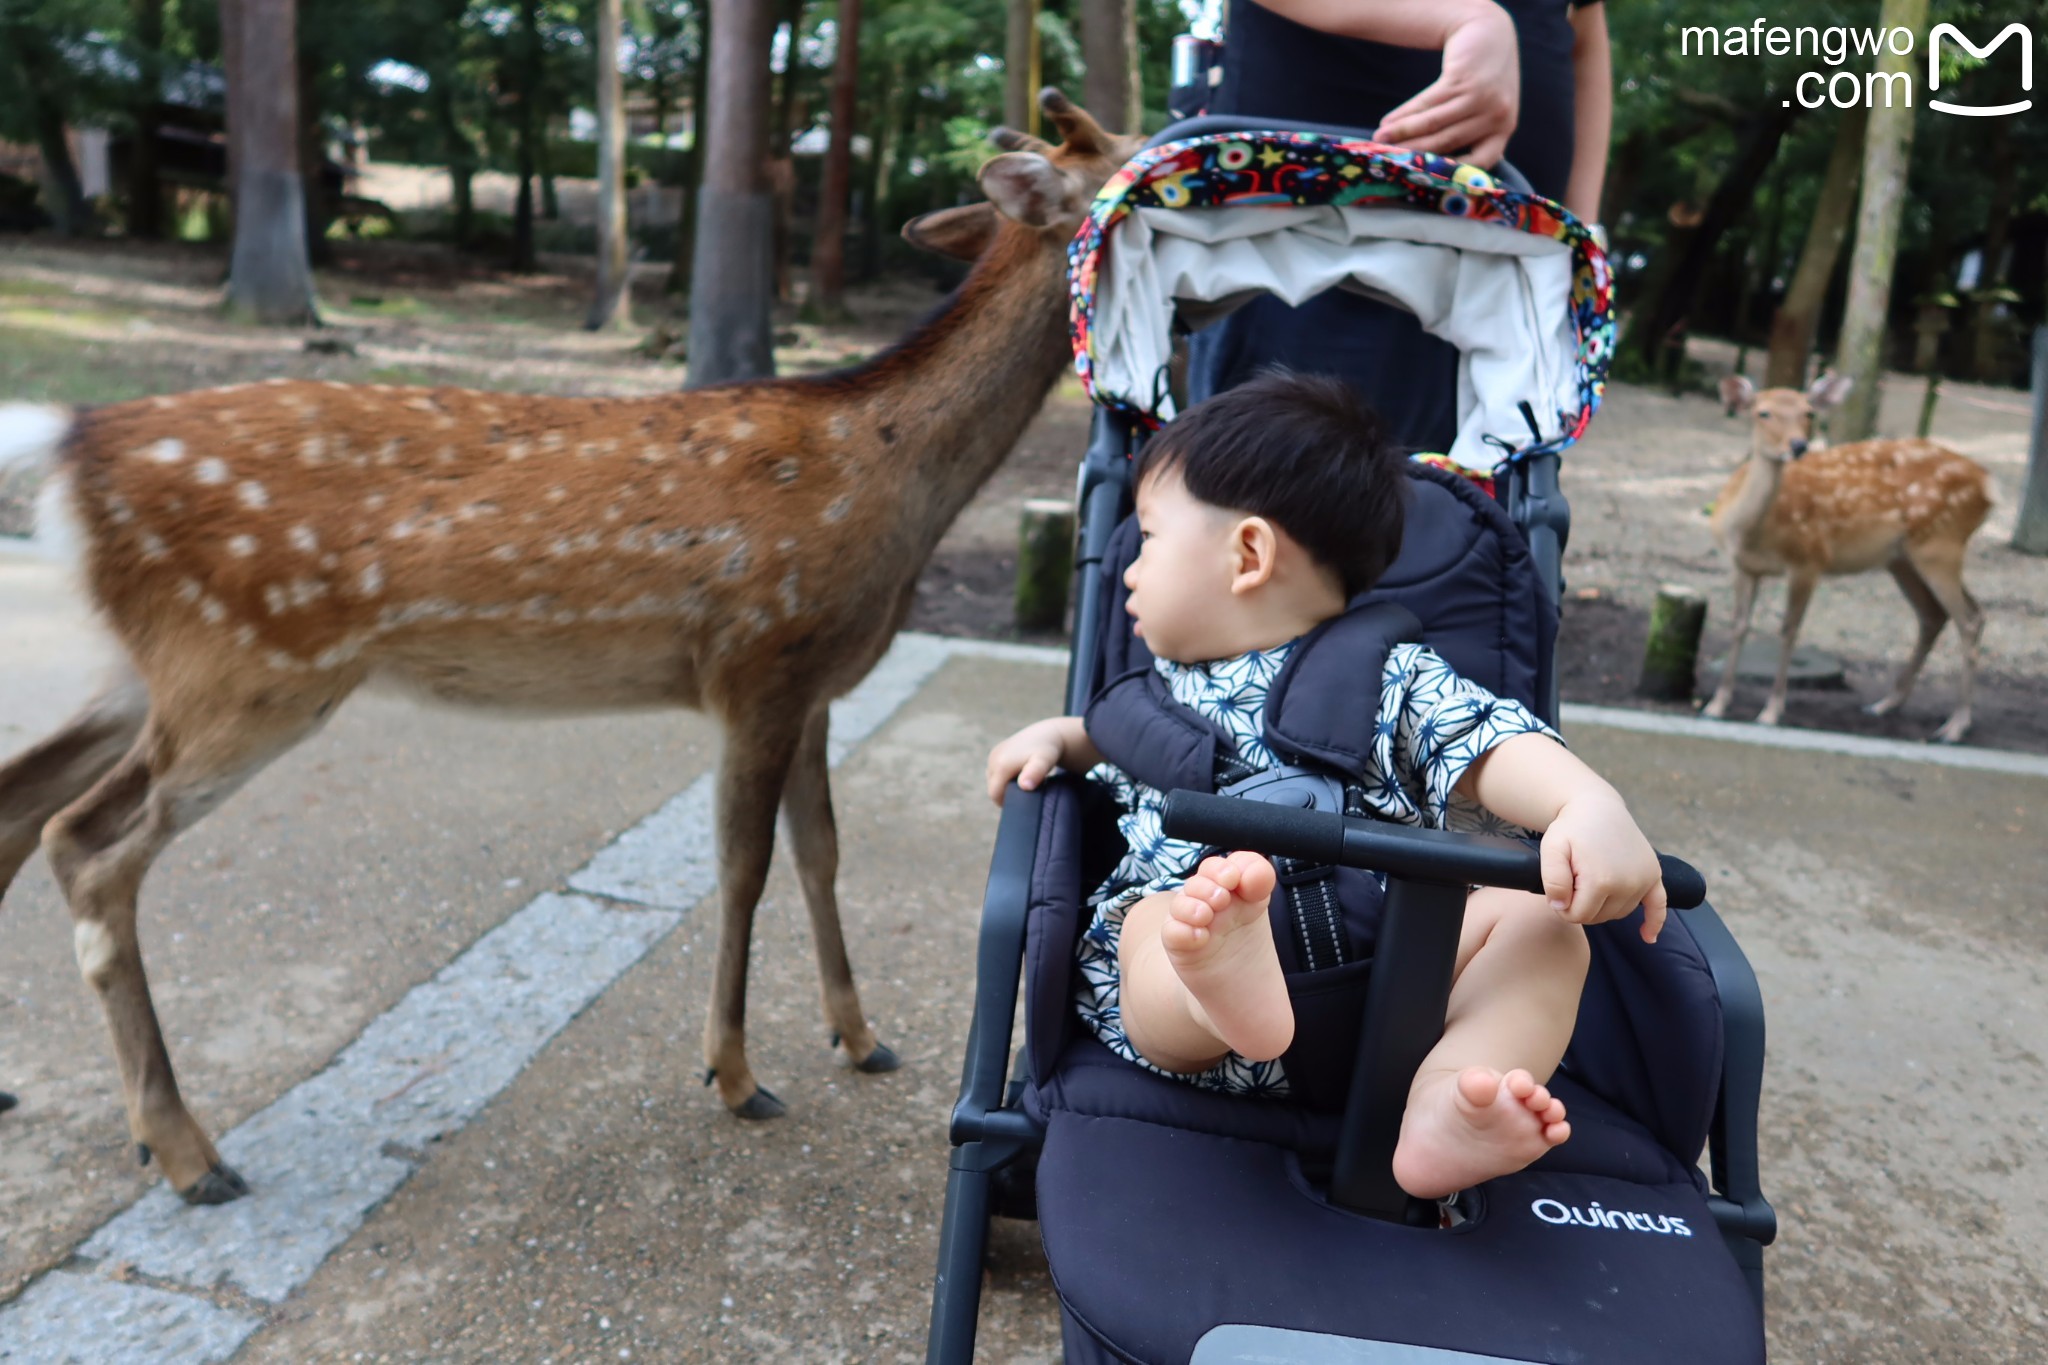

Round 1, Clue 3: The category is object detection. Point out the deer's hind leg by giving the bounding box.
[0,666,148,899]
[1902,541,1983,744]
[43,669,353,1202]
[782,702,898,1076]
[1866,557,1949,720]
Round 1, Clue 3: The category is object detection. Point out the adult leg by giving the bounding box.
[0,666,147,898]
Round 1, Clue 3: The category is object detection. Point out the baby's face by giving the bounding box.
[1123,468,1240,662]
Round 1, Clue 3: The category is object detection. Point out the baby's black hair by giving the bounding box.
[1132,369,1408,598]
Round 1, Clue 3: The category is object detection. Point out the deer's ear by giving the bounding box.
[978,151,1068,229]
[1808,371,1853,412]
[901,202,999,261]
[1719,374,1755,415]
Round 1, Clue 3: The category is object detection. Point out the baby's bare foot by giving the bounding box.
[1391,1067,1570,1200]
[1162,852,1293,1061]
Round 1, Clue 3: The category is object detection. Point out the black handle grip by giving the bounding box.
[1159,789,1706,910]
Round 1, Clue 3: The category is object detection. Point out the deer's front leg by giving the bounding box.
[1703,571,1760,719]
[705,717,806,1120]
[781,704,899,1075]
[1757,573,1816,727]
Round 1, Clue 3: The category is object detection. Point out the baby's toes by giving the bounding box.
[1542,1117,1571,1147]
[1502,1069,1538,1103]
[1160,914,1208,953]
[1170,889,1216,928]
[1517,1082,1553,1116]
[1231,852,1277,902]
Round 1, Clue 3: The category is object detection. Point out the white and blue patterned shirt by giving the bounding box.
[1076,638,1557,1095]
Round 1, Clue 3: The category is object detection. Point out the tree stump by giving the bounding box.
[1015,498,1075,633]
[1638,584,1707,701]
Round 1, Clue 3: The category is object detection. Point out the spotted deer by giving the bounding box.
[0,92,1138,1205]
[1704,373,1992,742]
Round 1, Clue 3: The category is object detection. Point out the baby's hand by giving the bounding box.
[1538,789,1668,943]
[985,719,1073,805]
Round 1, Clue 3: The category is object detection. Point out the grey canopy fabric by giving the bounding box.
[1091,203,1580,473]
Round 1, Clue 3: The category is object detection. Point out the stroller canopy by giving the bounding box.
[1068,132,1615,473]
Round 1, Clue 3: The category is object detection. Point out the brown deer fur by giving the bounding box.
[0,91,1138,1204]
[1704,374,1992,742]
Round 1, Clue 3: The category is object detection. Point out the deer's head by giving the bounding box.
[900,88,1144,262]
[1719,371,1853,464]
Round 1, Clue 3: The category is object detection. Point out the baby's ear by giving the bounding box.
[1229,515,1280,590]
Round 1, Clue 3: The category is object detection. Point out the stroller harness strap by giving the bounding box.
[1084,599,1424,983]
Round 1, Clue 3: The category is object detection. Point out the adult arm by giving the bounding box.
[1250,0,1522,167]
[1565,2,1612,224]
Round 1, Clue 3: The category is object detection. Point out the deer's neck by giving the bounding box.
[1715,451,1786,552]
[817,227,1076,558]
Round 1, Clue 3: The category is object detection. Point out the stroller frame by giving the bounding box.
[926,118,1776,1364]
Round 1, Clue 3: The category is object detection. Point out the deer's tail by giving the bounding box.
[0,403,81,564]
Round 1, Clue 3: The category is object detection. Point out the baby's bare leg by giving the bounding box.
[1392,887,1590,1200]
[1118,853,1292,1071]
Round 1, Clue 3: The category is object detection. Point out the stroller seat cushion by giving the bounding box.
[1037,1111,1764,1365]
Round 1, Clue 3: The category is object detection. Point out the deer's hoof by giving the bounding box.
[853,1041,902,1075]
[731,1086,787,1122]
[0,1091,16,1115]
[1863,699,1901,718]
[180,1162,251,1205]
[1931,724,1969,746]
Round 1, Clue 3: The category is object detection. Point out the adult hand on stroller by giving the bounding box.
[1371,1,1522,169]
[986,717,1103,805]
[1538,790,1668,945]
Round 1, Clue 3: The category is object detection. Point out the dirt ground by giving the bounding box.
[1,232,2043,759]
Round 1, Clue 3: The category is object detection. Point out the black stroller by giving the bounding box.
[926,119,1776,1363]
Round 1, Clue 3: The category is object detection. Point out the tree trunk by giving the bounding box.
[1831,0,1927,444]
[2,26,90,236]
[1763,102,1867,388]
[806,0,860,321]
[539,130,560,220]
[1003,0,1034,131]
[685,0,778,386]
[511,0,541,271]
[436,76,478,246]
[666,0,712,294]
[221,0,245,218]
[1622,105,1796,376]
[587,0,632,330]
[857,61,901,280]
[127,0,167,238]
[224,0,318,324]
[1970,117,2015,381]
[768,0,804,303]
[1079,0,1139,137]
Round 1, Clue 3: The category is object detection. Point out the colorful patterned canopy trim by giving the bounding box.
[1066,131,1615,461]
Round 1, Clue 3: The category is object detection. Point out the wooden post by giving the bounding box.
[1638,584,1707,701]
[1015,498,1075,632]
[2014,326,2048,555]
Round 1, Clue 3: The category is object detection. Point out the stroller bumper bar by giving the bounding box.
[1159,789,1707,909]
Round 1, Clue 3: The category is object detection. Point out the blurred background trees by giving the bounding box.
[0,0,2040,393]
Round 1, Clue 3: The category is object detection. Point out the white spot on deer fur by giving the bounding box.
[436,445,457,464]
[359,562,384,597]
[290,525,319,554]
[730,419,756,441]
[151,395,175,410]
[492,544,520,562]
[234,624,256,647]
[707,446,730,466]
[105,493,134,525]
[365,493,388,512]
[177,578,202,603]
[264,649,304,672]
[200,596,226,624]
[778,570,802,617]
[658,478,677,495]
[313,639,364,671]
[193,458,229,485]
[542,431,566,451]
[723,541,751,578]
[773,458,800,485]
[577,441,600,459]
[777,537,797,553]
[137,531,167,561]
[144,438,185,464]
[301,435,327,463]
[507,440,532,461]
[73,921,120,983]
[390,518,417,539]
[264,584,288,615]
[238,481,270,509]
[826,415,852,441]
[604,505,623,522]
[228,534,257,558]
[548,486,568,503]
[823,494,854,523]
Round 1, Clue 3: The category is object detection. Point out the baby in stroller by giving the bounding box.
[984,370,1669,1200]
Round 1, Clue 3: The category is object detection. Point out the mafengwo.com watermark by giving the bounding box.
[1681,20,2033,115]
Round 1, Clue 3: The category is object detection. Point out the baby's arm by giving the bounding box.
[985,716,1106,805]
[1456,732,1668,942]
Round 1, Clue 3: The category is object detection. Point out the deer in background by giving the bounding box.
[1704,373,1992,743]
[0,91,1138,1205]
